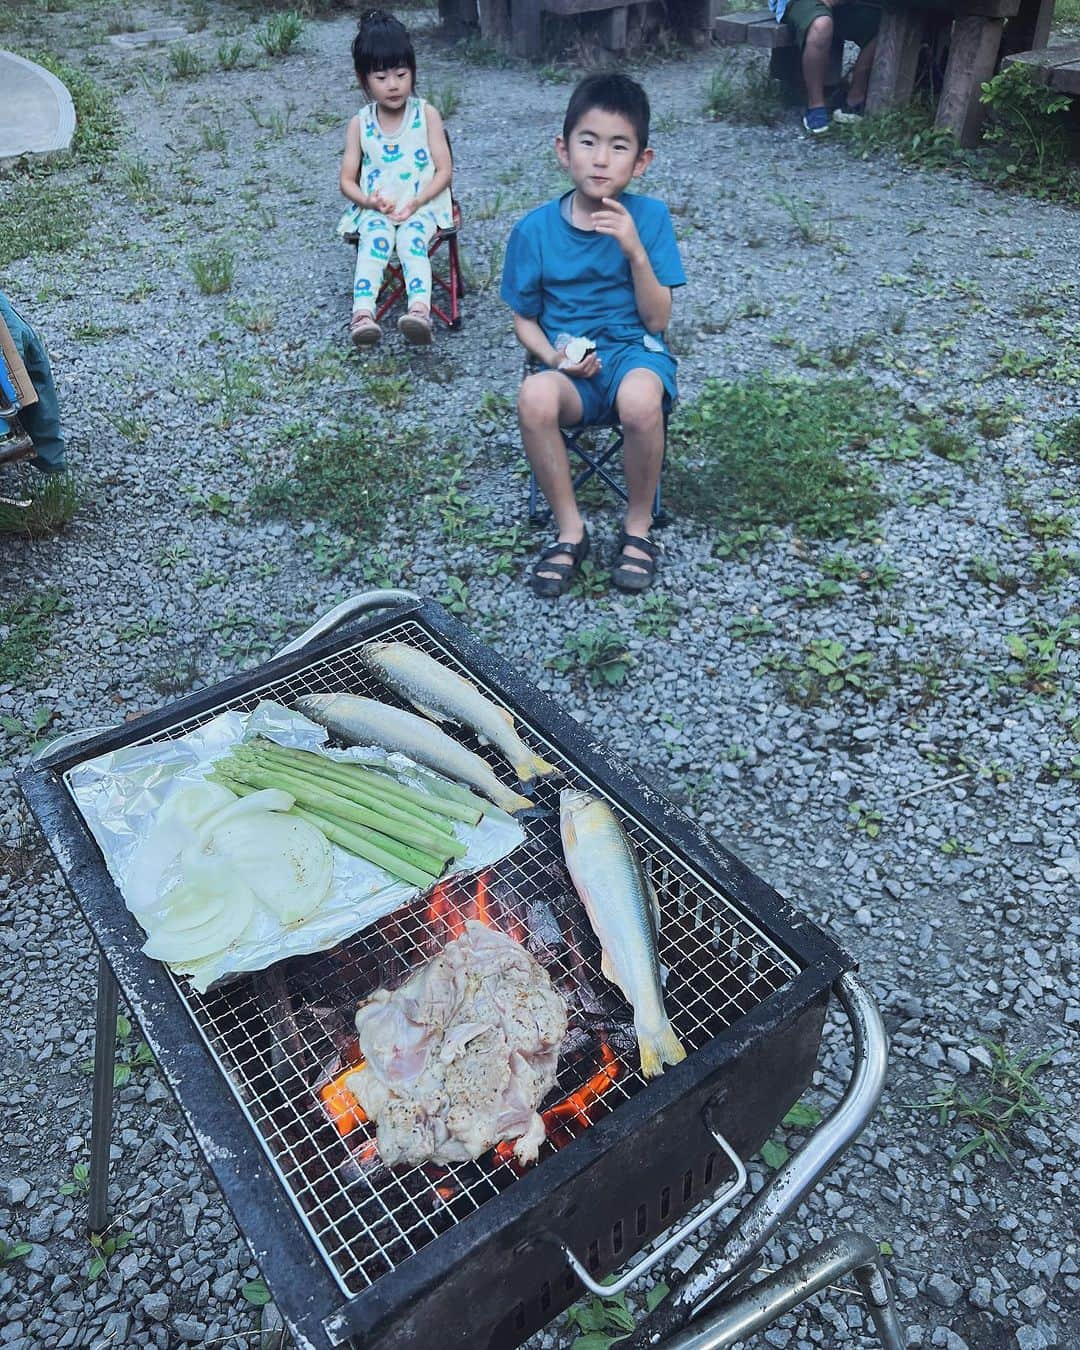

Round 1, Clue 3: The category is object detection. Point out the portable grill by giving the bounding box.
[19,592,903,1349]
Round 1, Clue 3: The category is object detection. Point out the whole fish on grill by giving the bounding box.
[294,693,535,816]
[560,789,686,1079]
[361,642,559,786]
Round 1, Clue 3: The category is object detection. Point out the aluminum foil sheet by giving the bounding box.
[66,700,526,992]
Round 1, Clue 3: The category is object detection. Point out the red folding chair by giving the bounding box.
[373,197,464,331]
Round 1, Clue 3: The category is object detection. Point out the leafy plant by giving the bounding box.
[917,1040,1058,1167]
[979,65,1075,196]
[439,469,490,545]
[189,246,236,295]
[78,1014,155,1090]
[59,1162,91,1197]
[256,11,304,58]
[771,192,831,246]
[1039,414,1080,466]
[440,575,470,617]
[780,577,843,605]
[242,1277,272,1307]
[802,639,876,696]
[0,589,71,683]
[86,1227,135,1283]
[758,1098,824,1169]
[925,418,977,464]
[968,555,1019,594]
[729,613,775,641]
[636,591,680,638]
[1029,548,1078,590]
[551,625,636,689]
[366,374,411,411]
[0,1238,33,1266]
[1003,617,1079,694]
[849,802,883,838]
[668,375,885,540]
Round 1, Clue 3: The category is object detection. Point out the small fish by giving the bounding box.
[361,642,559,786]
[560,789,686,1079]
[295,693,535,817]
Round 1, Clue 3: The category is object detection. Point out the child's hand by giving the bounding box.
[556,349,602,379]
[368,191,394,214]
[389,201,417,223]
[594,197,643,260]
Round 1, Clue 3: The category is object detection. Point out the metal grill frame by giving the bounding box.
[20,597,853,1350]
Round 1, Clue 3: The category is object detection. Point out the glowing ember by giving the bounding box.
[493,1043,620,1167]
[319,1064,368,1137]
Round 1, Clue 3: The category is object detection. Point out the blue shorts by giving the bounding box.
[563,340,677,428]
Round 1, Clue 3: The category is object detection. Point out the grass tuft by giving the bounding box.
[189,246,236,294]
[250,418,428,542]
[668,374,886,539]
[0,471,79,537]
[256,11,304,58]
[704,61,784,126]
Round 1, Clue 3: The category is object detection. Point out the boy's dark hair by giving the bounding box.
[352,10,416,85]
[562,73,650,151]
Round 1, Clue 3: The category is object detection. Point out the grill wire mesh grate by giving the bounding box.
[66,618,800,1297]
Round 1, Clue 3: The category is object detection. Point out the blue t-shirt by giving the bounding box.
[500,192,686,349]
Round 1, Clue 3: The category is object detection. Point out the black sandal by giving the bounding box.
[612,529,660,593]
[530,528,590,598]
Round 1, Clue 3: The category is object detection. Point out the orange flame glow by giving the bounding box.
[493,1043,621,1167]
[319,1063,368,1137]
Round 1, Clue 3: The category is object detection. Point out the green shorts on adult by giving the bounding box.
[783,0,881,49]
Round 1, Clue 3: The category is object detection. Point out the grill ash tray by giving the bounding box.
[20,599,852,1350]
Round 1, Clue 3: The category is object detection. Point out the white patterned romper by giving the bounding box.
[338,95,453,314]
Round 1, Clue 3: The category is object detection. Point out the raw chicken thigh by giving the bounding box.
[347,921,567,1167]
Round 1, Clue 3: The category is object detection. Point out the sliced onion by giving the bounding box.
[125,782,237,914]
[206,813,333,925]
[142,877,256,964]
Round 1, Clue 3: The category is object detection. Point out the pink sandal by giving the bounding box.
[350,311,381,348]
[397,308,433,346]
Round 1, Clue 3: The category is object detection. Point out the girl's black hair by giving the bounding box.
[352,10,416,84]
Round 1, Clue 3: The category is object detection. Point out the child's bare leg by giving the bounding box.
[519,371,587,569]
[802,14,833,108]
[847,36,877,104]
[616,369,665,573]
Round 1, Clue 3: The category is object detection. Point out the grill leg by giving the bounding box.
[655,1231,903,1350]
[88,952,119,1235]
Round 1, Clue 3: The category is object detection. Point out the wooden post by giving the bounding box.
[598,4,629,51]
[438,0,479,39]
[936,15,1005,146]
[1001,0,1054,57]
[510,0,544,56]
[478,0,511,44]
[866,7,925,113]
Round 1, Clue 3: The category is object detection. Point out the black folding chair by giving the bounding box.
[523,357,669,527]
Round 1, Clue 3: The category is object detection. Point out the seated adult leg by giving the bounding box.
[518,370,590,595]
[834,4,881,112]
[802,12,834,112]
[613,368,665,590]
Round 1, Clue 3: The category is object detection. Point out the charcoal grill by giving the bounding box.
[19,592,903,1349]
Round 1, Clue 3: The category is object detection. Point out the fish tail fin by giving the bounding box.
[637,1020,687,1080]
[504,789,543,816]
[513,751,561,784]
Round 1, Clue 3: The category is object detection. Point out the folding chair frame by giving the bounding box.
[527,413,670,529]
[347,199,465,332]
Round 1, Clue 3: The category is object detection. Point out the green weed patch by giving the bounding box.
[0,587,71,683]
[668,374,886,539]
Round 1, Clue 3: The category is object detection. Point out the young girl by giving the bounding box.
[337,10,453,348]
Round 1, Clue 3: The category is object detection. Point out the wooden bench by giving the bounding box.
[501,0,716,58]
[1003,41,1080,93]
[713,8,846,105]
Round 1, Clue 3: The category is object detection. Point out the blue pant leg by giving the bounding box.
[0,292,67,474]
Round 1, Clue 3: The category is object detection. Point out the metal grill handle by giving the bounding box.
[273,590,422,659]
[560,1120,747,1299]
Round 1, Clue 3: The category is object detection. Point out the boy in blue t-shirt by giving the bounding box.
[501,74,685,598]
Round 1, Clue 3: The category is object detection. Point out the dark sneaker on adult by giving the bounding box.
[832,96,866,123]
[802,105,830,135]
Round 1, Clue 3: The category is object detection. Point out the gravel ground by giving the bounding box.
[1,4,1078,1348]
